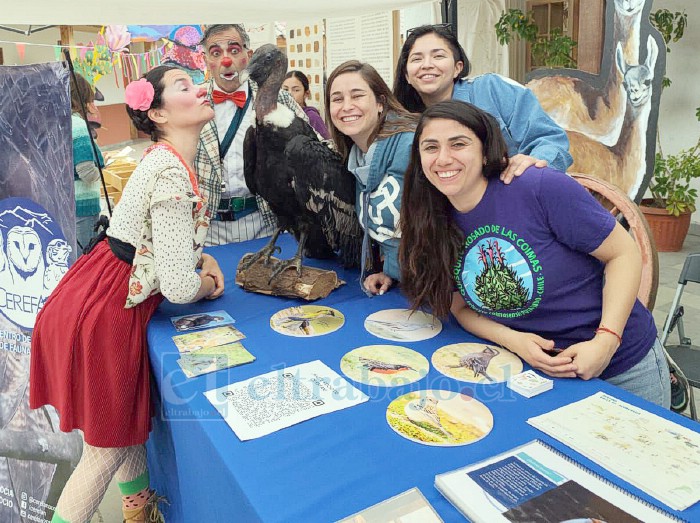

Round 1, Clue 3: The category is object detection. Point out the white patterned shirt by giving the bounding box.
[107,147,202,304]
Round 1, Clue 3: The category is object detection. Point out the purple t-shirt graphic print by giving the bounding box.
[452,166,656,379]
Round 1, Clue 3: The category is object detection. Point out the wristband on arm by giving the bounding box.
[595,325,622,346]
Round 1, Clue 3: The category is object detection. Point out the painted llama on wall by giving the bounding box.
[525,0,665,203]
[567,36,657,197]
[528,0,644,146]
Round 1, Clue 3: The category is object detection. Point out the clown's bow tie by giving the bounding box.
[212,90,246,108]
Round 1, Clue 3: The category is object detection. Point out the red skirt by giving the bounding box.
[29,241,163,448]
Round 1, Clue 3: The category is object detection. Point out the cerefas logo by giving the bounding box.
[0,197,72,330]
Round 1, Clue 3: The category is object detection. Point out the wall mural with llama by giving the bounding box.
[527,0,665,203]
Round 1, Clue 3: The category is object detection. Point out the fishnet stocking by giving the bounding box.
[115,445,149,511]
[115,444,146,484]
[54,443,146,523]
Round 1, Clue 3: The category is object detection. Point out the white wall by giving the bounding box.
[458,0,508,77]
[652,0,700,227]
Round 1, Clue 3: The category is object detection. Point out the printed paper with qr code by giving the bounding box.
[204,360,369,440]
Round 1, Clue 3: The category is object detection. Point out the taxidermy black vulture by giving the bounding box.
[240,44,363,281]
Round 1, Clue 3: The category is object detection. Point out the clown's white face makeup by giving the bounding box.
[204,28,252,93]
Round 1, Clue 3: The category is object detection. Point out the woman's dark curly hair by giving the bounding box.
[399,100,508,318]
[393,25,470,113]
[125,65,177,142]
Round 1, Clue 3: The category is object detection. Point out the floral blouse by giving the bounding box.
[107,144,210,308]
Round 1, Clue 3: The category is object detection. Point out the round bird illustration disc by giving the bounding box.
[432,343,523,383]
[386,389,493,446]
[364,309,442,342]
[340,345,429,387]
[270,305,344,337]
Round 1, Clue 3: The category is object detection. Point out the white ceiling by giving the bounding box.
[4,0,436,25]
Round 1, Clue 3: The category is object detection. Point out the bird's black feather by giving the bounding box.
[242,124,258,195]
[242,44,363,269]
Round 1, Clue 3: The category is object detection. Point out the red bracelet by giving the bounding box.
[595,326,622,345]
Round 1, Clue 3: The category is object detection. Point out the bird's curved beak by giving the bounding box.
[238,69,250,84]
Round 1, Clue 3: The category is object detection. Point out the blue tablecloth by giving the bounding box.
[146,235,700,522]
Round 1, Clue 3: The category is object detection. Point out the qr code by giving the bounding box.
[225,373,324,428]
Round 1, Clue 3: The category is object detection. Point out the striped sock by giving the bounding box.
[51,512,71,523]
[118,470,150,510]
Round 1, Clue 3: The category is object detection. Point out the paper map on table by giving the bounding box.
[528,391,700,511]
[204,360,368,440]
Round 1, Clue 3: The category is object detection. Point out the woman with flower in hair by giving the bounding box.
[29,65,224,523]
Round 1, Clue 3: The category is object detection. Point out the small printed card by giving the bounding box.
[172,325,246,354]
[170,310,236,332]
[507,370,553,398]
[177,342,255,378]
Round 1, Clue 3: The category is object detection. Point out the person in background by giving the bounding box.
[399,100,670,408]
[325,60,418,296]
[282,70,331,139]
[393,24,573,177]
[70,72,104,253]
[195,24,315,245]
[30,65,225,523]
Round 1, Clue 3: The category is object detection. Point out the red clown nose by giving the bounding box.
[221,57,233,67]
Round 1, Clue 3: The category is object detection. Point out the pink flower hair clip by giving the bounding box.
[125,78,155,111]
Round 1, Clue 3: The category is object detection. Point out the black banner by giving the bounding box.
[0,62,80,523]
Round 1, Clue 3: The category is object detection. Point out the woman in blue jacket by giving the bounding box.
[393,24,573,177]
[325,61,418,295]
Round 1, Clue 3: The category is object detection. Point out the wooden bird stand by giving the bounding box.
[236,254,344,300]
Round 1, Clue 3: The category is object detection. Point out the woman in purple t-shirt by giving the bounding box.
[399,100,670,408]
[282,70,330,139]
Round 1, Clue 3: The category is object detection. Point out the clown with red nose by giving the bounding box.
[203,25,251,94]
[196,25,314,246]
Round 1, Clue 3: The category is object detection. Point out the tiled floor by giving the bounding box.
[88,153,700,522]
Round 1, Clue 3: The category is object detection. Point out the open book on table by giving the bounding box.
[528,391,700,511]
[435,440,681,522]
